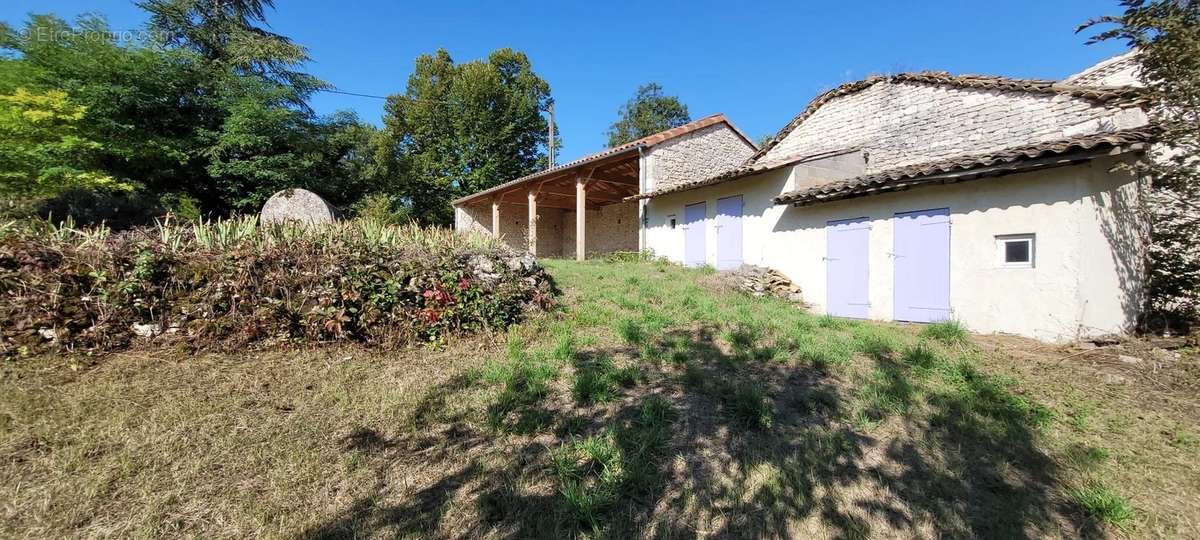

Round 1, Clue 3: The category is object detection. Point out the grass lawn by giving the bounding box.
[2,258,1198,538]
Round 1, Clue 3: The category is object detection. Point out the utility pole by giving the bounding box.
[547,99,556,170]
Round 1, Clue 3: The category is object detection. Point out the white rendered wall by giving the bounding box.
[644,157,1144,342]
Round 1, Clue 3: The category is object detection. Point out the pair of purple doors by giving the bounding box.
[825,208,950,322]
[683,196,742,269]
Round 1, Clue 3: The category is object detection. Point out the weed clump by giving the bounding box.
[920,319,969,345]
[1069,483,1135,529]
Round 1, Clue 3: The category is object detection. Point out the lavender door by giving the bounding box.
[893,208,951,323]
[715,195,743,270]
[826,217,870,319]
[683,202,706,267]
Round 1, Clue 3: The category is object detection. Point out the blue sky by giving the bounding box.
[2,1,1130,162]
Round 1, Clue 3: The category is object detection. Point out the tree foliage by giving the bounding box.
[137,0,326,102]
[0,9,382,222]
[605,82,690,147]
[1082,0,1200,323]
[0,5,553,227]
[0,88,126,195]
[380,48,552,225]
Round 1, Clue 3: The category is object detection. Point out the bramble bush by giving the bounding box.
[0,217,554,357]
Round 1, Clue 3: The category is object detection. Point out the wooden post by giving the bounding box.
[576,177,586,261]
[527,190,538,256]
[491,199,500,237]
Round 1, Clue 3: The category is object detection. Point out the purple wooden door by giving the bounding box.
[893,208,951,323]
[826,217,870,319]
[683,202,706,267]
[715,195,743,270]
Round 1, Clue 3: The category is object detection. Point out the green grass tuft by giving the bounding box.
[639,395,677,429]
[920,319,969,345]
[853,325,903,360]
[1069,483,1135,529]
[729,382,774,429]
[552,331,576,363]
[901,341,939,370]
[614,317,646,345]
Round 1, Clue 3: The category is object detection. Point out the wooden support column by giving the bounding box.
[576,177,587,261]
[491,199,500,237]
[527,190,538,256]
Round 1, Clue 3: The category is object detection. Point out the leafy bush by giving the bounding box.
[0,217,553,356]
[352,193,412,225]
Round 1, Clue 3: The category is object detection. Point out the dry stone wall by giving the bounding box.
[562,200,638,258]
[649,124,756,191]
[455,202,563,256]
[763,81,1147,176]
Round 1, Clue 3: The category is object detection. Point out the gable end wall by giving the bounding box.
[763,81,1146,178]
[646,123,756,191]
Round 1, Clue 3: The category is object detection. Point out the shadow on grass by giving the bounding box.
[302,318,1082,539]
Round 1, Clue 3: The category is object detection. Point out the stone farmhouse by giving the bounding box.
[453,52,1152,342]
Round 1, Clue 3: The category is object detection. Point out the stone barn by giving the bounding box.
[456,53,1155,342]
[631,53,1151,342]
[452,114,756,259]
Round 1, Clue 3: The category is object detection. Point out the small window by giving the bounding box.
[996,234,1035,268]
[668,215,677,229]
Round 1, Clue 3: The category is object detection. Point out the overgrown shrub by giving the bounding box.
[0,217,554,357]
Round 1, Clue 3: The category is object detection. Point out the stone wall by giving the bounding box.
[763,80,1147,176]
[455,202,563,256]
[456,204,491,235]
[562,200,639,258]
[648,123,756,191]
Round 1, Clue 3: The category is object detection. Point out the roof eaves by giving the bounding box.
[453,113,748,206]
[451,144,643,206]
[772,128,1157,207]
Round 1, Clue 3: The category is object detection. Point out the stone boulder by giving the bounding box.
[260,188,336,225]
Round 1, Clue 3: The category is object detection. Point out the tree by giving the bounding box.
[0,10,378,221]
[380,48,552,225]
[0,88,126,196]
[605,82,690,147]
[1082,0,1200,324]
[137,0,325,103]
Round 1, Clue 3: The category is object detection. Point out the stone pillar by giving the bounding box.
[527,190,537,256]
[491,199,500,237]
[576,178,587,261]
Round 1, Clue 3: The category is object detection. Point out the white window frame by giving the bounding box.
[996,234,1035,268]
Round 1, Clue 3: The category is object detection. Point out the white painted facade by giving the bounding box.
[639,58,1150,342]
[643,156,1145,342]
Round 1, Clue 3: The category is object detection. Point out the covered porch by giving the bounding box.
[453,146,641,259]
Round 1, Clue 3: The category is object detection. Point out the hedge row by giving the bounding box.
[0,218,554,357]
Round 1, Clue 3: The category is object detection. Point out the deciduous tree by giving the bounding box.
[606,82,690,147]
[1083,0,1200,324]
[381,48,552,225]
[0,88,125,195]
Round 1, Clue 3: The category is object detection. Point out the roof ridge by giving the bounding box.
[1063,49,1141,84]
[746,71,1147,165]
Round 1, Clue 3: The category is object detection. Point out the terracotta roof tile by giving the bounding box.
[772,128,1157,206]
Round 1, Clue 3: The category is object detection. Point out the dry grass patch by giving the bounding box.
[2,258,1198,538]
